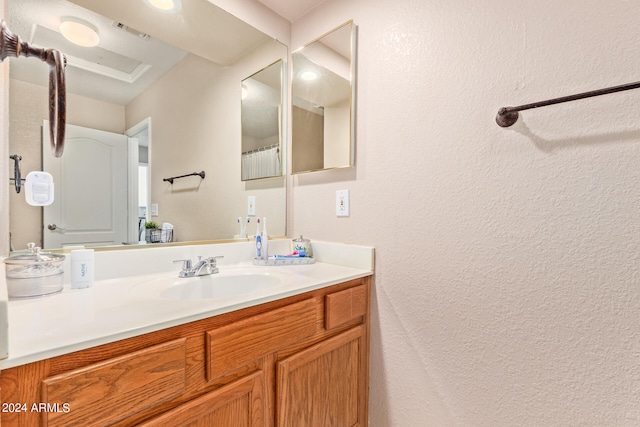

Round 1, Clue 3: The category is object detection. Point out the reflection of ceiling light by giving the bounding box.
[59,17,100,47]
[143,0,182,13]
[300,71,318,81]
[241,84,248,100]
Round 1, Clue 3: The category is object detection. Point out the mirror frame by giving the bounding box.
[291,20,357,175]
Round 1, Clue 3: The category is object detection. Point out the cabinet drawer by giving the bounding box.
[325,284,367,330]
[42,338,187,427]
[206,298,317,381]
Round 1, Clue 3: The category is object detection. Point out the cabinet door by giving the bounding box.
[276,326,365,427]
[139,371,265,427]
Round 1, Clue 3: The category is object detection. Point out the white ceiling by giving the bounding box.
[257,0,327,22]
[8,0,272,105]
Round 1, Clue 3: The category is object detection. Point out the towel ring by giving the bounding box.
[0,20,66,157]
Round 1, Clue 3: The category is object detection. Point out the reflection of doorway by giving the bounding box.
[43,121,129,248]
[126,118,152,242]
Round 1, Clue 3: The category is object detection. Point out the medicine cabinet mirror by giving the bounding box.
[8,0,287,250]
[291,20,356,174]
[241,60,284,181]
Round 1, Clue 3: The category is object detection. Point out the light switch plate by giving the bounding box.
[248,196,256,216]
[336,190,350,217]
[151,203,159,217]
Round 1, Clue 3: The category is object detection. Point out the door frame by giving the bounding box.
[126,117,152,242]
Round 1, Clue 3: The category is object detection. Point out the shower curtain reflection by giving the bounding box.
[241,145,280,181]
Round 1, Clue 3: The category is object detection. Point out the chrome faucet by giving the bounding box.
[173,256,223,278]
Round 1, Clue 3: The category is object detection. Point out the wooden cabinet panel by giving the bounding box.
[139,371,265,427]
[276,326,365,427]
[0,279,370,427]
[41,338,187,427]
[325,285,367,330]
[206,298,317,381]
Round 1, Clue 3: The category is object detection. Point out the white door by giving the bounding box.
[43,121,129,248]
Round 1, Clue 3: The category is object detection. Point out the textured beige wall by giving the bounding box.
[292,0,640,425]
[8,79,124,250]
[126,47,286,241]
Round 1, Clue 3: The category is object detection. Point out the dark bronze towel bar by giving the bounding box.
[163,171,206,184]
[496,80,640,127]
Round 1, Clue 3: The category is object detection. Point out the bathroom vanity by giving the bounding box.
[0,240,373,426]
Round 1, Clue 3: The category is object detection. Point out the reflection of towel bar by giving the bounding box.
[163,171,205,184]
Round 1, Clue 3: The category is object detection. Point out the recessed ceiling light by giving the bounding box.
[59,17,99,47]
[300,71,318,81]
[143,0,182,13]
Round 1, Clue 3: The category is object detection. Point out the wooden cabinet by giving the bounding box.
[277,326,366,427]
[0,277,370,426]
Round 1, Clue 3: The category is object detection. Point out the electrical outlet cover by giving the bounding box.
[336,190,350,217]
[248,196,256,216]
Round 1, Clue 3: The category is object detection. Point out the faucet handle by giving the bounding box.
[173,259,192,269]
[209,255,224,265]
[208,256,224,273]
[173,259,192,277]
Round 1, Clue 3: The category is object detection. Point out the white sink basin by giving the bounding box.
[131,271,284,301]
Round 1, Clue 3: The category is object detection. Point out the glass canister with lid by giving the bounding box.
[291,235,312,257]
[4,243,65,298]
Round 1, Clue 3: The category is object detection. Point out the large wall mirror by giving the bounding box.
[291,21,356,174]
[8,0,287,250]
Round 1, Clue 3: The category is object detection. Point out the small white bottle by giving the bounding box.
[70,249,94,289]
[261,217,269,260]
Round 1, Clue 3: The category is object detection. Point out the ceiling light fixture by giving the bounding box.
[59,17,100,47]
[143,0,182,13]
[300,70,318,81]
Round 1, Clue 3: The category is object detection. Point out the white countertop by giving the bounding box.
[0,240,374,369]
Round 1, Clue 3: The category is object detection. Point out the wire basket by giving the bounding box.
[146,228,173,243]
